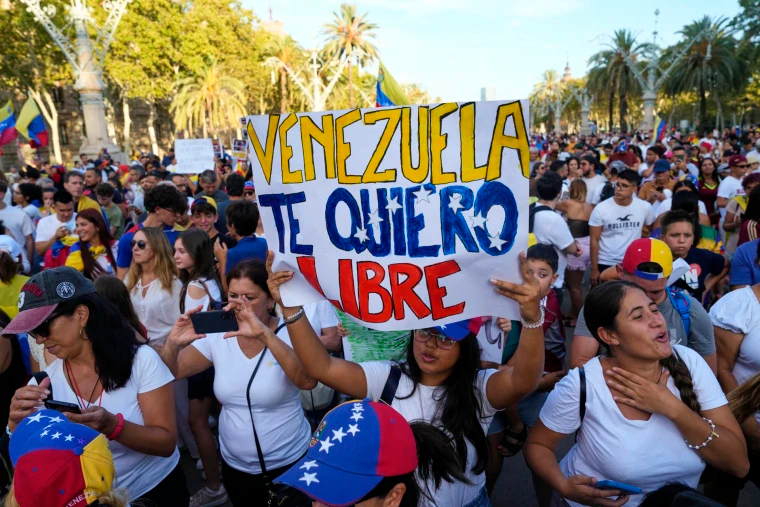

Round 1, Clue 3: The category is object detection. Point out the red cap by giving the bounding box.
[621,238,673,281]
[729,154,748,168]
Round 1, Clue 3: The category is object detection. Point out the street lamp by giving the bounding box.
[20,0,131,161]
[621,9,714,132]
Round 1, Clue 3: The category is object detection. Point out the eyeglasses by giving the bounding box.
[244,190,255,197]
[31,311,64,338]
[413,329,456,350]
[735,164,750,169]
[616,183,635,191]
[130,240,147,250]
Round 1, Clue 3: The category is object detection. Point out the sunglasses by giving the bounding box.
[413,329,457,350]
[736,164,750,169]
[31,311,64,338]
[244,190,255,197]
[130,240,147,250]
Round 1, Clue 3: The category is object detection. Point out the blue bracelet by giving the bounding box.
[5,426,12,437]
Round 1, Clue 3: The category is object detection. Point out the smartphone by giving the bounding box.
[46,400,82,415]
[656,186,664,193]
[595,480,642,495]
[190,310,239,334]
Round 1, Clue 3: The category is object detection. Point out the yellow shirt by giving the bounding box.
[0,274,29,318]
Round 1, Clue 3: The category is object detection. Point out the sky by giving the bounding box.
[243,0,742,103]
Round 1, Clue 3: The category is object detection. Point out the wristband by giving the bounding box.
[5,426,12,437]
[107,413,125,441]
[284,307,305,325]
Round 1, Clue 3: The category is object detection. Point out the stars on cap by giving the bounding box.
[299,472,319,486]
[26,413,44,424]
[318,438,334,454]
[347,423,360,436]
[64,434,74,442]
[331,427,347,443]
[350,412,363,422]
[51,432,62,439]
[47,416,64,424]
[300,460,318,471]
[39,430,49,437]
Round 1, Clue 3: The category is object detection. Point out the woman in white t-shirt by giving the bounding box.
[524,281,748,507]
[6,267,187,505]
[707,284,760,505]
[274,251,547,507]
[66,208,118,279]
[173,228,227,506]
[126,227,182,345]
[161,259,315,507]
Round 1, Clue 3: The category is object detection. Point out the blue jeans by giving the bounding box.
[463,487,492,507]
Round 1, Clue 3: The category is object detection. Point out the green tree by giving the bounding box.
[588,30,651,133]
[529,69,564,129]
[170,60,247,139]
[663,16,744,128]
[323,3,379,108]
[265,35,304,113]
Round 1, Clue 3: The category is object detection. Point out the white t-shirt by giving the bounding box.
[583,175,607,204]
[0,206,35,247]
[637,163,654,184]
[699,137,717,149]
[22,204,41,221]
[129,277,182,346]
[182,278,222,313]
[655,196,707,219]
[539,345,727,507]
[589,198,654,266]
[191,326,311,474]
[710,286,760,424]
[717,176,744,220]
[532,207,574,288]
[304,300,340,333]
[36,213,77,243]
[361,362,498,507]
[31,346,179,499]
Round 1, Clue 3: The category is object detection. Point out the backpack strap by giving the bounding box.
[579,367,586,424]
[528,204,553,233]
[380,366,402,406]
[667,287,691,337]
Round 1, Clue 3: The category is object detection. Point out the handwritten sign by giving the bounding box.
[246,100,530,331]
[173,139,214,174]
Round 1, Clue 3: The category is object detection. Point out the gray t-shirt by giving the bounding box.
[574,292,715,357]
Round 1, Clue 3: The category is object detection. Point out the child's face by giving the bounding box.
[526,259,558,298]
[43,192,55,208]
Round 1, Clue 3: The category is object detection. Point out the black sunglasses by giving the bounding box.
[130,240,147,250]
[31,311,64,338]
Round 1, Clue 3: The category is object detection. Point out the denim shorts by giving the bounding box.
[463,487,492,507]
[485,391,550,435]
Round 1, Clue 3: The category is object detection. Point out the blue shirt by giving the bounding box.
[225,236,268,274]
[116,223,180,268]
[729,239,760,287]
[673,247,725,302]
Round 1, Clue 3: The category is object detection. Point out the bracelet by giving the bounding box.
[107,413,125,441]
[685,417,719,450]
[521,306,545,329]
[5,426,12,437]
[284,307,305,325]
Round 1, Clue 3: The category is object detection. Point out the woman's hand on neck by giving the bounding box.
[606,353,662,384]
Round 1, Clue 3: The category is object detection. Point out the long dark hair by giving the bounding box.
[0,251,20,284]
[357,422,470,506]
[76,209,116,280]
[584,281,702,414]
[396,332,487,475]
[93,275,147,341]
[742,184,760,222]
[177,229,219,313]
[54,293,141,391]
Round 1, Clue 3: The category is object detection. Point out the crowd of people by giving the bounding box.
[0,127,758,507]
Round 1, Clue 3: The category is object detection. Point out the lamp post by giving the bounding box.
[19,0,131,161]
[622,9,714,131]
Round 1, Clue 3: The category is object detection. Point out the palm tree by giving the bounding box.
[323,3,379,108]
[530,69,564,128]
[588,29,652,132]
[170,60,247,138]
[663,16,743,129]
[266,35,302,113]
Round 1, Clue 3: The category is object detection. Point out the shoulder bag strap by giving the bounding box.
[579,367,586,424]
[245,322,286,480]
[379,365,402,406]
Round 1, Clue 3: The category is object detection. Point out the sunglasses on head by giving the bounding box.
[31,311,64,338]
[413,329,457,349]
[130,240,147,250]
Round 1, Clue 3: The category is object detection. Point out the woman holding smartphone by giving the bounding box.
[525,281,748,507]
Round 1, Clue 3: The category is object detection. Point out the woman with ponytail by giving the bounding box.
[525,281,748,507]
[276,399,469,507]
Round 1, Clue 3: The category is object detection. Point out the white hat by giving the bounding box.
[0,235,22,259]
[747,153,760,164]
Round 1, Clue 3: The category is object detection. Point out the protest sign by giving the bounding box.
[246,100,530,331]
[231,139,247,161]
[173,138,214,174]
[212,139,224,158]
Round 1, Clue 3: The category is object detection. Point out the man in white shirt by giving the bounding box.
[637,146,660,184]
[580,155,607,204]
[698,129,717,150]
[671,145,699,178]
[531,171,580,293]
[589,169,654,286]
[35,189,77,257]
[717,155,750,215]
[0,181,34,272]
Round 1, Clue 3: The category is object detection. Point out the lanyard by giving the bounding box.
[65,360,103,412]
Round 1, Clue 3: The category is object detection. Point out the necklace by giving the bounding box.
[65,360,103,412]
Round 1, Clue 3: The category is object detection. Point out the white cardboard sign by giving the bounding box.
[173,138,215,174]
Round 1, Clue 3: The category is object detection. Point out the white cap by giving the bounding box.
[0,235,22,259]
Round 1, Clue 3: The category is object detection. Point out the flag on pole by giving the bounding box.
[0,100,18,146]
[655,116,667,142]
[16,97,48,148]
[376,62,410,107]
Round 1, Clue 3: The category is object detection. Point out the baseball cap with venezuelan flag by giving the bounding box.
[621,238,673,281]
[9,410,115,507]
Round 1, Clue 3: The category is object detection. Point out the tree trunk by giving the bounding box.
[30,88,62,164]
[147,101,159,154]
[122,98,131,157]
[608,84,616,132]
[619,70,628,133]
[348,59,354,109]
[280,67,288,113]
[698,80,706,128]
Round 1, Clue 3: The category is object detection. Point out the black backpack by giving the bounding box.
[599,182,616,202]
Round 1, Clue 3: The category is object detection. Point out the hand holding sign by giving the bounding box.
[490,252,542,324]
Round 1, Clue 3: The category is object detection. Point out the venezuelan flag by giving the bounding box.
[17,97,48,148]
[655,116,667,142]
[376,62,410,107]
[0,100,17,146]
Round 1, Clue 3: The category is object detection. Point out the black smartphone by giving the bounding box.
[190,310,239,334]
[46,400,82,415]
[656,186,664,193]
